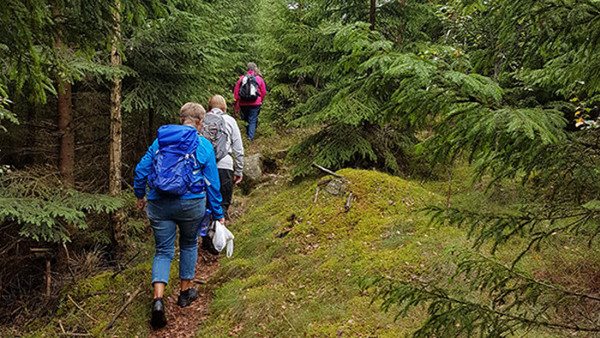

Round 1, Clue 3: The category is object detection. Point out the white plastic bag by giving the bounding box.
[212,221,235,257]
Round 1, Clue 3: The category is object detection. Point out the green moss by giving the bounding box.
[200,169,466,337]
[19,165,572,337]
[26,243,182,337]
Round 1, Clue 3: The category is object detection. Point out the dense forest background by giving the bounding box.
[1,0,600,336]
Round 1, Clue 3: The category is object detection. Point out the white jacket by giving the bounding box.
[211,109,244,176]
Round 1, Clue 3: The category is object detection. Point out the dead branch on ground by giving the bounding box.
[103,285,144,332]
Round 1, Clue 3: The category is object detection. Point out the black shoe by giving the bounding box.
[151,298,167,329]
[177,288,199,307]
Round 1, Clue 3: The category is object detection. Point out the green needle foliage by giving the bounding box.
[0,168,123,243]
[378,1,600,335]
[123,3,219,117]
[263,0,511,177]
[0,0,260,246]
[123,0,262,122]
[262,0,600,335]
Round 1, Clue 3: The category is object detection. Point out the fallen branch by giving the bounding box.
[312,163,344,178]
[345,192,354,212]
[58,333,92,337]
[104,286,144,332]
[63,243,76,281]
[67,295,98,323]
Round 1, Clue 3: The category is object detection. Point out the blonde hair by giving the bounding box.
[179,102,205,123]
[208,95,227,112]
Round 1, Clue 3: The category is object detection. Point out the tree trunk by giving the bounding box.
[109,0,122,196]
[369,0,376,31]
[109,0,127,252]
[53,4,75,187]
[57,74,75,186]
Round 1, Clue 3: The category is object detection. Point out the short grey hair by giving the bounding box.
[180,102,205,123]
[247,62,257,71]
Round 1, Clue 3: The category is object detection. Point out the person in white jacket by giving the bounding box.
[207,95,245,218]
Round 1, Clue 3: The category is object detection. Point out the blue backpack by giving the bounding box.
[148,125,205,196]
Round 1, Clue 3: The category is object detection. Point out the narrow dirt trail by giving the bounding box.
[149,251,219,338]
[147,192,249,337]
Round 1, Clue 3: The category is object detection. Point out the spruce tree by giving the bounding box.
[362,0,600,335]
[262,0,600,334]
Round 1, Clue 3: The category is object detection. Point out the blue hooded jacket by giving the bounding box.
[133,125,225,220]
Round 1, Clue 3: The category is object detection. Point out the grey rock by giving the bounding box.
[243,154,263,182]
[325,178,347,196]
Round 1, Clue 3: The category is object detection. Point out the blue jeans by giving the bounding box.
[241,105,261,141]
[147,198,206,285]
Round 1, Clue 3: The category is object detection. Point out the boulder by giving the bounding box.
[243,154,263,182]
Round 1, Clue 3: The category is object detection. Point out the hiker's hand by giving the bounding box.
[234,175,243,185]
[217,218,226,225]
[136,198,147,211]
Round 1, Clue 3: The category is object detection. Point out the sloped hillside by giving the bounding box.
[199,169,468,337]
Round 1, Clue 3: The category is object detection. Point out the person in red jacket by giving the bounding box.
[233,62,267,141]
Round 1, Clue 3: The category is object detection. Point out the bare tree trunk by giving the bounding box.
[57,69,75,186]
[369,0,377,31]
[109,0,127,251]
[109,0,123,196]
[54,4,75,187]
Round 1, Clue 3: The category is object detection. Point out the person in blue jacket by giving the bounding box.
[133,102,225,329]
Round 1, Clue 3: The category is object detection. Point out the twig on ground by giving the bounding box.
[58,333,92,337]
[63,243,76,281]
[67,295,97,323]
[104,286,144,332]
[312,163,344,178]
[313,187,320,203]
[282,312,298,334]
[345,192,354,212]
[58,320,66,334]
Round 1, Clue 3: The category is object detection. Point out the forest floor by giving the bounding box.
[11,128,587,337]
[149,252,219,338]
[149,189,253,338]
